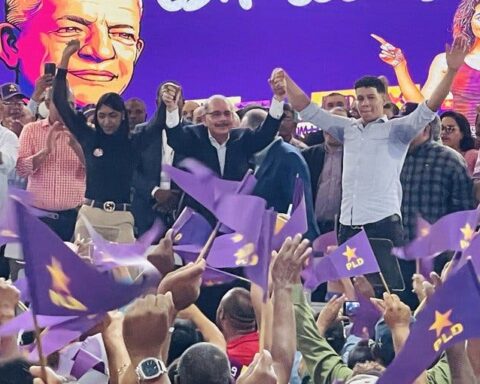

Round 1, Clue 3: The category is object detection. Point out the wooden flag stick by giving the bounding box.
[379,271,391,294]
[416,259,420,275]
[195,222,221,262]
[32,311,48,382]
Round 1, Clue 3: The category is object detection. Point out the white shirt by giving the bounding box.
[165,97,285,176]
[300,102,436,226]
[0,125,19,211]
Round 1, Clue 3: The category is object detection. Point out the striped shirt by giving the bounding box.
[17,119,86,211]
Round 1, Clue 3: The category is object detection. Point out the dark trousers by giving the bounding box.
[40,208,78,242]
[338,214,418,309]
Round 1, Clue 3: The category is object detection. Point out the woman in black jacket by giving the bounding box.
[53,40,175,242]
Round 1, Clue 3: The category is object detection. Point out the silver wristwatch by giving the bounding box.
[135,358,167,382]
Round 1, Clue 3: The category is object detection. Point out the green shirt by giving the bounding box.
[292,284,451,384]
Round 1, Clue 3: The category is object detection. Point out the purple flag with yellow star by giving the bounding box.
[172,207,212,248]
[304,230,380,289]
[392,209,479,261]
[271,177,308,251]
[377,261,480,384]
[455,232,480,273]
[15,201,160,316]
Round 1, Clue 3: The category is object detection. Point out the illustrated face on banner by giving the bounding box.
[0,0,144,106]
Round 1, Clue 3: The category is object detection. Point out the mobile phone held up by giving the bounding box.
[44,63,56,77]
[343,301,360,317]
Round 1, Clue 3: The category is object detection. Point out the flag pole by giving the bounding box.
[195,169,255,262]
[32,307,49,382]
[416,260,420,275]
[379,271,391,294]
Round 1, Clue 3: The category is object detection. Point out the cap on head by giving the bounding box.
[0,83,27,101]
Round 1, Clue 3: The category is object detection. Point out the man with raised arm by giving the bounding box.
[282,39,469,247]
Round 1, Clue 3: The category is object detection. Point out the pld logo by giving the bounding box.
[343,246,364,270]
[429,309,464,352]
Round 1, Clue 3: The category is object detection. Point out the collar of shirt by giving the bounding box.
[253,136,282,166]
[208,129,229,149]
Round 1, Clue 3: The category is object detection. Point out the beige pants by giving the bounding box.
[75,205,135,243]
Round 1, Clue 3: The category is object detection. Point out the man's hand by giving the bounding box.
[371,34,406,68]
[153,189,180,213]
[446,38,469,72]
[269,68,287,101]
[0,278,20,325]
[63,39,80,58]
[353,275,375,299]
[316,294,345,336]
[161,83,181,113]
[271,234,311,289]
[123,292,176,359]
[157,259,206,310]
[45,122,65,154]
[372,293,411,330]
[236,350,277,384]
[32,74,54,102]
[29,366,65,384]
[147,229,176,276]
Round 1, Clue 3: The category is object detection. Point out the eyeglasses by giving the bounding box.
[206,110,232,118]
[441,126,457,134]
[2,101,24,107]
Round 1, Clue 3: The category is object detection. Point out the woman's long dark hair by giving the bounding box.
[93,92,130,139]
[453,0,480,47]
[440,110,475,152]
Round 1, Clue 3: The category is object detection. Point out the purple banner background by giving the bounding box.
[0,1,458,113]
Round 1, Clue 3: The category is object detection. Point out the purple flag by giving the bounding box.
[377,261,480,384]
[82,218,163,271]
[301,256,323,290]
[0,311,76,336]
[163,159,257,215]
[202,266,237,287]
[312,231,338,255]
[172,207,212,247]
[350,290,381,339]
[393,209,480,260]
[304,230,380,289]
[15,201,160,316]
[455,233,480,273]
[244,210,276,301]
[29,314,105,360]
[207,232,260,268]
[271,177,308,250]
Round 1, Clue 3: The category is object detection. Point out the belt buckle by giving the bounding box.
[103,201,116,212]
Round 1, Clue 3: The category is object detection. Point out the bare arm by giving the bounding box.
[426,41,468,112]
[447,342,477,384]
[177,305,227,351]
[250,283,273,351]
[467,338,480,380]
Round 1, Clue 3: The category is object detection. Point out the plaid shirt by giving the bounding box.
[400,140,475,242]
[16,119,86,211]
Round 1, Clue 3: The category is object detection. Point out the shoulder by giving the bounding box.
[0,125,18,142]
[429,52,448,73]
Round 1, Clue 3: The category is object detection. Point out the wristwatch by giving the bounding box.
[135,358,167,382]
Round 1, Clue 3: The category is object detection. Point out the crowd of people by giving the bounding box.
[0,34,479,384]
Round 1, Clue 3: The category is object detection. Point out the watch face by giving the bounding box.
[141,359,161,378]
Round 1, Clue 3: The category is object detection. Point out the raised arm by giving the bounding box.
[372,34,425,103]
[283,69,348,142]
[270,235,312,384]
[53,40,91,142]
[426,39,469,112]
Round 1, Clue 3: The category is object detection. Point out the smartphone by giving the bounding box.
[44,62,56,76]
[343,301,360,317]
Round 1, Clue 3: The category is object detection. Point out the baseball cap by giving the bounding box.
[0,83,27,101]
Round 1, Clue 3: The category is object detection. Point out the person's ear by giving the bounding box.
[134,38,145,63]
[0,23,20,69]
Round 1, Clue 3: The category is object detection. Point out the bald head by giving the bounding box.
[216,288,256,334]
[177,343,232,384]
[182,101,200,123]
[240,108,268,129]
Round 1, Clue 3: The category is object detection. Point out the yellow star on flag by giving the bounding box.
[420,227,430,237]
[343,246,357,263]
[429,309,453,338]
[46,257,71,294]
[231,234,244,243]
[461,223,474,241]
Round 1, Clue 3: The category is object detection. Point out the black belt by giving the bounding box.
[84,199,131,212]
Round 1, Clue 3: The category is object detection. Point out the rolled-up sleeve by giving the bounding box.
[0,129,18,175]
